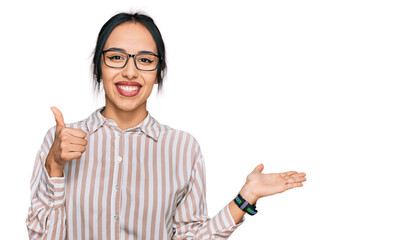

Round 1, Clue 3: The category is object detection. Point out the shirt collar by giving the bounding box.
[85,107,160,142]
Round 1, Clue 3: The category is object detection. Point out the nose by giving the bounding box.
[122,56,139,79]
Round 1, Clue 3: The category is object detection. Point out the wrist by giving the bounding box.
[239,183,259,205]
[233,193,258,216]
[45,154,64,177]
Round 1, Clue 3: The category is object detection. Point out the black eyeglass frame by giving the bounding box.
[102,49,160,71]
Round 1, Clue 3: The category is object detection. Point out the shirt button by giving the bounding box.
[114,215,119,221]
[48,200,52,206]
[115,185,120,191]
[118,156,122,162]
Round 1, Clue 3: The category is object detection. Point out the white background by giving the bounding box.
[0,0,414,239]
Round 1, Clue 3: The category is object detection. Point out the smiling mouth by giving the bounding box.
[115,81,142,97]
[117,85,139,92]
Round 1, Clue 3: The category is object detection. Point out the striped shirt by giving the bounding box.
[26,107,244,239]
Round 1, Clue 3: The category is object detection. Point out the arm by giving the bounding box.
[172,138,307,239]
[26,127,67,239]
[172,148,244,240]
[26,107,87,239]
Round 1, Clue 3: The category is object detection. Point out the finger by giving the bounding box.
[286,182,303,189]
[65,151,83,160]
[294,173,307,182]
[285,175,307,183]
[285,177,297,183]
[253,163,264,173]
[62,135,87,146]
[280,171,297,178]
[65,144,87,152]
[51,106,65,127]
[62,128,87,138]
[294,172,306,177]
[67,136,88,146]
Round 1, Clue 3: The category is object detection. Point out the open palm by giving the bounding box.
[241,164,307,203]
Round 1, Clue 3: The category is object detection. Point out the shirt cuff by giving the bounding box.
[209,204,245,235]
[224,203,245,228]
[37,151,65,209]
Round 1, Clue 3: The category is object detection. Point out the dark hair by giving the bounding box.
[92,12,167,94]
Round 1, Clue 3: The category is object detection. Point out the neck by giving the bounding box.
[101,102,148,131]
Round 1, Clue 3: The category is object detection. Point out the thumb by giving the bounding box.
[51,106,65,128]
[253,163,264,173]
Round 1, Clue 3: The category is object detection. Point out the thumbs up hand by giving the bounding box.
[45,107,88,177]
[238,164,307,205]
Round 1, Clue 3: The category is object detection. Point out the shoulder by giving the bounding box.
[157,121,202,154]
[159,122,199,143]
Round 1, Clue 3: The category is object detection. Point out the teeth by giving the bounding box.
[118,85,139,92]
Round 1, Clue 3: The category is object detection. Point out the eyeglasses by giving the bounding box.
[102,49,160,71]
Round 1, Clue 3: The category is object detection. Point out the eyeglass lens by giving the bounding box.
[104,50,158,70]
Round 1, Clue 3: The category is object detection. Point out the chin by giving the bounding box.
[105,90,147,113]
[116,101,145,112]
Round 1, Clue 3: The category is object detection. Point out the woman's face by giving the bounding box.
[101,22,158,114]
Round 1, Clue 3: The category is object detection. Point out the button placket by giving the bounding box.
[114,131,123,228]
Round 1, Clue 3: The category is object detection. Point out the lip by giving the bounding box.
[115,81,142,87]
[115,81,142,97]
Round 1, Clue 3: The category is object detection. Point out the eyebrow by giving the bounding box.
[106,47,157,55]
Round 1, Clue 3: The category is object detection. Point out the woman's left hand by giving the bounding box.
[239,164,307,204]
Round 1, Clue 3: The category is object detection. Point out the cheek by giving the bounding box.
[101,67,118,83]
[101,71,117,94]
[143,71,158,84]
[101,57,116,78]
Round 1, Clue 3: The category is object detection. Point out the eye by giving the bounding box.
[136,54,157,66]
[107,54,124,61]
[104,51,127,63]
[138,57,153,63]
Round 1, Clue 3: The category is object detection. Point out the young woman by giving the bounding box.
[26,12,306,239]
